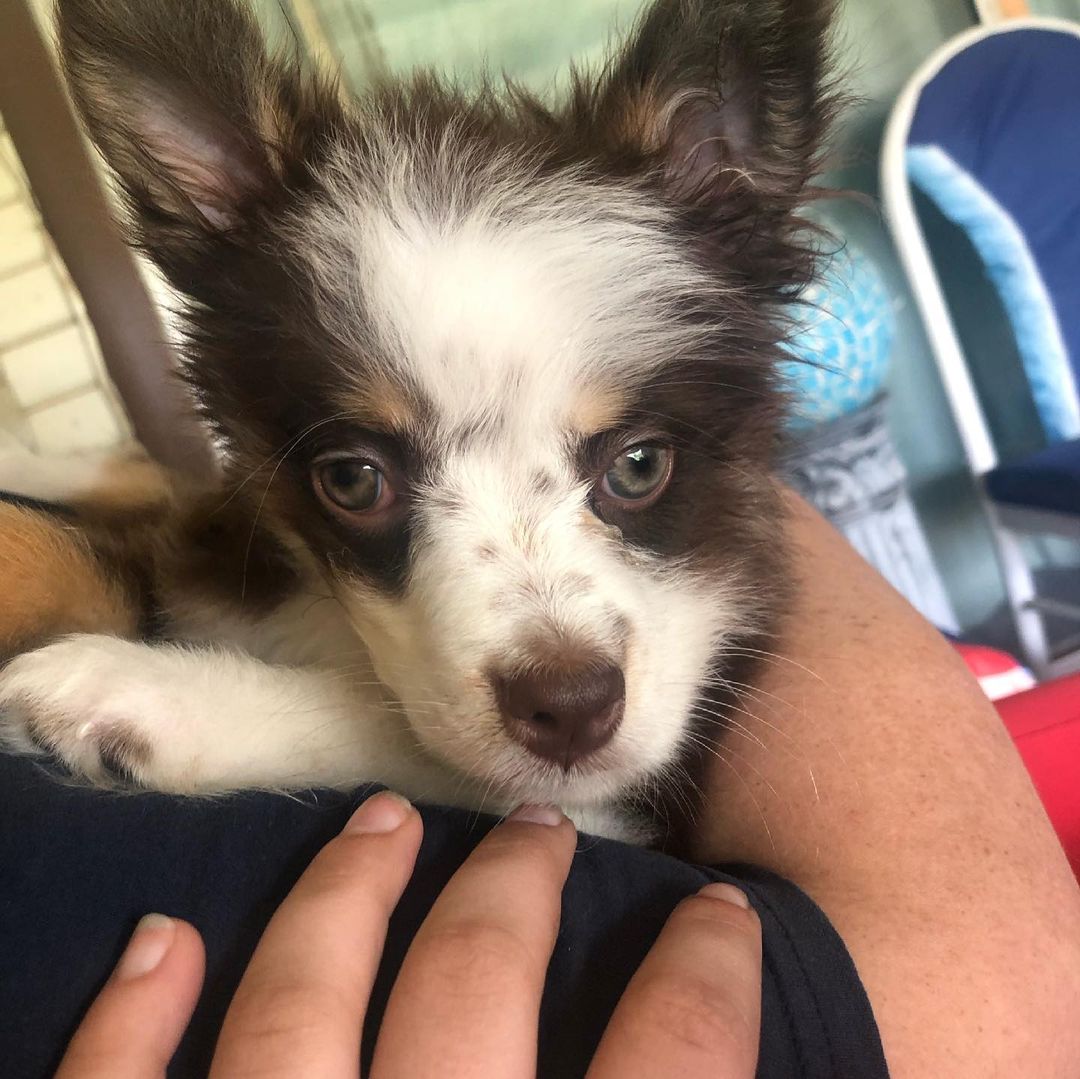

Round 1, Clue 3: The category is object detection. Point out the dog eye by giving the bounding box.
[599,444,674,506]
[315,458,392,515]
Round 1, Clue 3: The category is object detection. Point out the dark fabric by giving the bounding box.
[0,752,888,1079]
[985,436,1080,515]
[909,27,1080,389]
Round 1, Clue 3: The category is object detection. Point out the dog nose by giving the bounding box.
[495,665,625,768]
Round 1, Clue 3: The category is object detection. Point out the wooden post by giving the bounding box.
[975,0,1032,22]
[0,0,217,478]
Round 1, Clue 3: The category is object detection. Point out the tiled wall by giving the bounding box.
[0,121,130,455]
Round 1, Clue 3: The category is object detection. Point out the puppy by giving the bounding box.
[0,0,835,842]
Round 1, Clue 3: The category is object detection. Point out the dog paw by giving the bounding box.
[0,636,173,785]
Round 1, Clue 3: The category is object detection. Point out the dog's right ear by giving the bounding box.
[594,0,837,207]
[576,0,838,297]
[57,0,341,261]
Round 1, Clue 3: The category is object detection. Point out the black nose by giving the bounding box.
[494,665,625,768]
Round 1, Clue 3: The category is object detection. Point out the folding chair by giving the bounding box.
[881,18,1080,678]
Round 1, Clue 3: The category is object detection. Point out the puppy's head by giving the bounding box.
[59,0,835,807]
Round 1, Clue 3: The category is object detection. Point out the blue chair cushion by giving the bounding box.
[908,28,1080,442]
[906,28,1080,444]
[985,438,1080,516]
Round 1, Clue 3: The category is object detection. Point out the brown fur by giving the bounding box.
[0,504,139,658]
[94,724,156,780]
[0,459,303,660]
[335,371,427,435]
[568,386,631,436]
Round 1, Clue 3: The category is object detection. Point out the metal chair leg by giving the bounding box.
[993,519,1052,676]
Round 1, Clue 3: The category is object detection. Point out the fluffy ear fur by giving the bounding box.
[613,0,836,197]
[575,0,838,290]
[56,0,342,252]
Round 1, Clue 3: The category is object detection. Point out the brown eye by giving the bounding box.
[315,458,392,514]
[599,444,674,507]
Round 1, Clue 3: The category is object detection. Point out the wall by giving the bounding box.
[1031,0,1080,15]
[0,118,130,455]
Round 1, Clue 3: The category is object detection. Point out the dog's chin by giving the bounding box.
[500,761,632,808]
[412,722,673,810]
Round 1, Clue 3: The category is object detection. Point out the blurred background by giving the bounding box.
[1,0,1078,667]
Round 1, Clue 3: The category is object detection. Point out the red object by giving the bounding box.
[952,641,1036,700]
[995,674,1080,879]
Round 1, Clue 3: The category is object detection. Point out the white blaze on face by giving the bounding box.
[300,142,744,806]
[303,140,719,420]
[401,442,733,800]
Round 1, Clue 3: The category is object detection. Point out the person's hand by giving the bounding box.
[55,792,762,1078]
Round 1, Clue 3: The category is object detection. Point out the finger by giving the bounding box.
[210,791,423,1079]
[587,883,762,1079]
[56,915,205,1079]
[370,804,576,1079]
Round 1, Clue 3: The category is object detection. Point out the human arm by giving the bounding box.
[692,491,1080,1077]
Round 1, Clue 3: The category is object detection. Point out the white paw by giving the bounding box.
[0,635,179,786]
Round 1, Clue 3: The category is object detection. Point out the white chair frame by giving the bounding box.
[880,17,1080,679]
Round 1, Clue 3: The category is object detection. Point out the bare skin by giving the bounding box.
[693,492,1080,1078]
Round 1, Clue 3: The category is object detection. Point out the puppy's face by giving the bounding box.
[59,0,835,806]
[289,160,760,805]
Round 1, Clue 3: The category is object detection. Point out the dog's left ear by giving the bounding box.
[585,0,837,222]
[56,0,343,263]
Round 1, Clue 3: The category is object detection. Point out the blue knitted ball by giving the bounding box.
[780,245,896,430]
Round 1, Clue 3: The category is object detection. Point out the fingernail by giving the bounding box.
[699,882,751,909]
[116,914,175,980]
[508,803,565,827]
[345,791,413,835]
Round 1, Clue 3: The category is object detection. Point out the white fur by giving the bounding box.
[284,136,751,816]
[0,635,389,790]
[298,138,722,406]
[342,449,737,809]
[0,634,645,840]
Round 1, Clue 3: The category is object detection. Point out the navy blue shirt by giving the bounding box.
[0,752,888,1078]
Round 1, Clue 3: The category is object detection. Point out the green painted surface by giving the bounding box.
[1031,0,1080,16]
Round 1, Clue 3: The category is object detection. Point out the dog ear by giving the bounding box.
[590,0,837,209]
[56,0,341,247]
